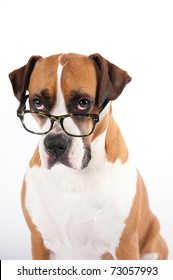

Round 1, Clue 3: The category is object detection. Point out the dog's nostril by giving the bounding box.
[58,145,65,151]
[47,146,54,153]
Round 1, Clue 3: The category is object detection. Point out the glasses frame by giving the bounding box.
[17,95,109,137]
[17,109,99,137]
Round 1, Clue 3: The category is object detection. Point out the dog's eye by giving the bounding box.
[77,99,90,111]
[32,98,45,111]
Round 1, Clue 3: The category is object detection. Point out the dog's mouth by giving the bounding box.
[45,147,91,170]
[42,133,91,170]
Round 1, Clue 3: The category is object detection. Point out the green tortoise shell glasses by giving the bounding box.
[17,95,108,137]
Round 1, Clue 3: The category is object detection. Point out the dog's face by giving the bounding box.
[9,53,131,170]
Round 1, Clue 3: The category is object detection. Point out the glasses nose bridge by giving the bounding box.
[50,115,64,129]
[50,115,60,123]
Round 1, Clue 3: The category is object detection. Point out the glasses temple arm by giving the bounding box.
[17,95,29,112]
[99,100,110,120]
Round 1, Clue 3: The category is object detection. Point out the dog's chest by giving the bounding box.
[25,159,137,259]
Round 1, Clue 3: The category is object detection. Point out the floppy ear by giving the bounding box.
[89,53,132,109]
[9,56,42,102]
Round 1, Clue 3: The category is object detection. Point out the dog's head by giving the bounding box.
[9,53,131,170]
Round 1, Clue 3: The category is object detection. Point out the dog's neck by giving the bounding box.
[90,104,129,168]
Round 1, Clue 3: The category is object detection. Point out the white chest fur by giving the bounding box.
[25,135,137,260]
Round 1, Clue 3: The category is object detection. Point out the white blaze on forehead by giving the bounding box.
[53,62,67,116]
[51,60,81,136]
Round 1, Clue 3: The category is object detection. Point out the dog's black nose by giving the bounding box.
[44,134,71,159]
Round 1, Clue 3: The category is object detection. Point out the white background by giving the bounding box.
[0,0,172,260]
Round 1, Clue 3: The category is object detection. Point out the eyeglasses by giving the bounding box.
[17,110,100,137]
[17,95,109,137]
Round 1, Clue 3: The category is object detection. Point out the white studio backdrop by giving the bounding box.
[0,0,172,259]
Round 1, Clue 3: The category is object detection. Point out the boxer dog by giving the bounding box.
[9,53,168,260]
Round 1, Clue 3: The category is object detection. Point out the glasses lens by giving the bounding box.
[23,112,51,134]
[63,115,94,136]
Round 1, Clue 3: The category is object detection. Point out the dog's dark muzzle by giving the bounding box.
[44,133,71,167]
